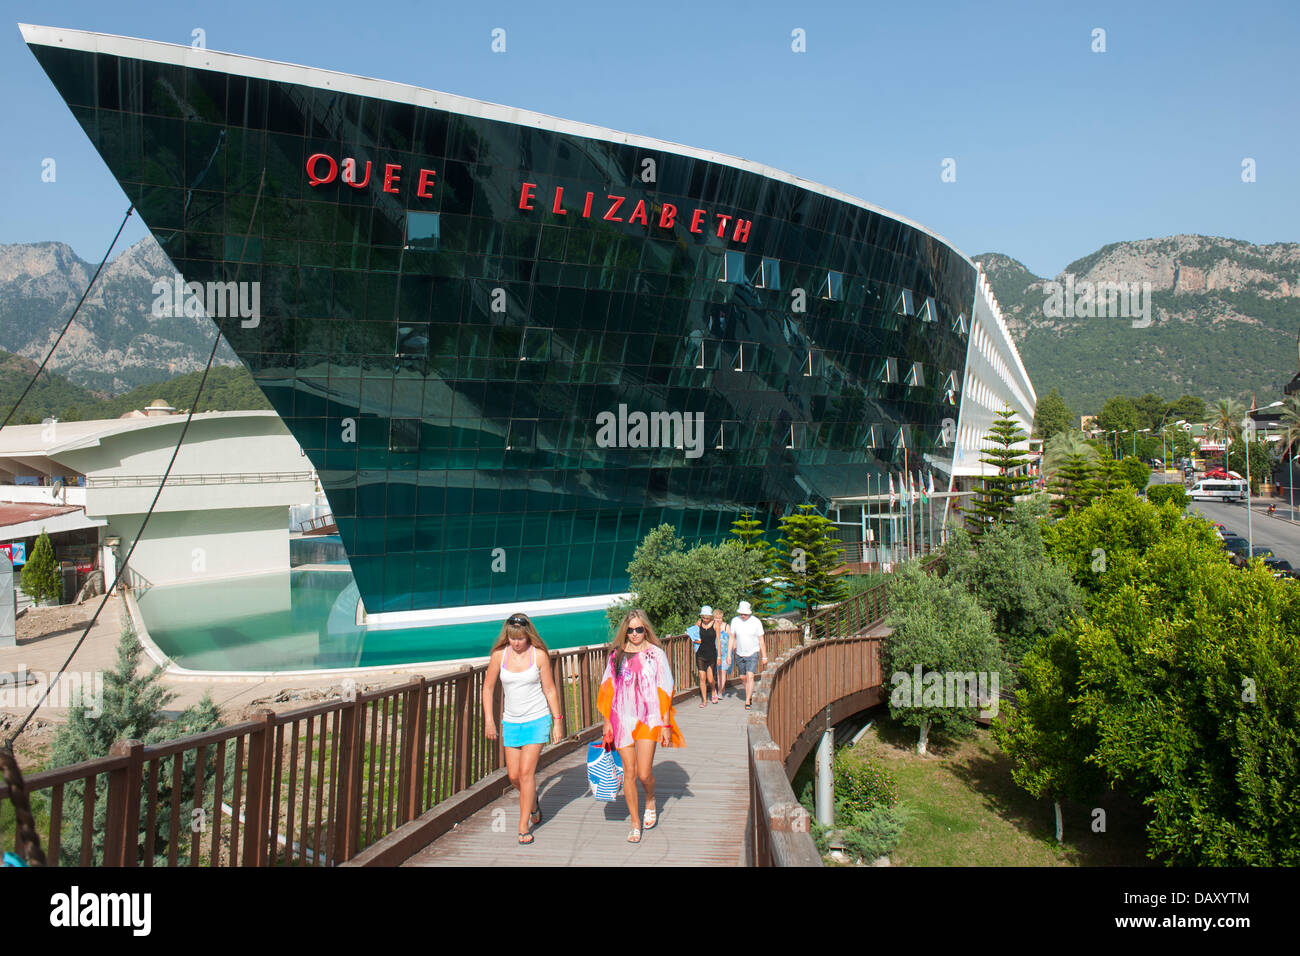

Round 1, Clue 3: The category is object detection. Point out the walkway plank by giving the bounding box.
[404,687,753,867]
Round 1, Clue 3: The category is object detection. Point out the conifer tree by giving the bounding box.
[728,511,780,618]
[967,409,1032,533]
[20,528,61,605]
[773,505,847,617]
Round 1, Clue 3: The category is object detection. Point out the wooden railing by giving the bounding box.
[748,557,942,866]
[1,628,800,867]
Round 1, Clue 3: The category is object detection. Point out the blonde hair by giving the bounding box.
[610,609,662,675]
[490,612,549,656]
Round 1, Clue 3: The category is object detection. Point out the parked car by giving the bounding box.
[1220,537,1250,558]
[1230,545,1275,567]
[1263,558,1296,579]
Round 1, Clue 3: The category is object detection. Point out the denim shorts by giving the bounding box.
[733,652,760,676]
[502,715,551,747]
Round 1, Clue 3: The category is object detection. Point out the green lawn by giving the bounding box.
[843,715,1153,866]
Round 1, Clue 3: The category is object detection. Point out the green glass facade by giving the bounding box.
[28,33,977,615]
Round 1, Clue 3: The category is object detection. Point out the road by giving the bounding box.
[1158,474,1300,568]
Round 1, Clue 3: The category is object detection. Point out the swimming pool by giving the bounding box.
[135,569,614,672]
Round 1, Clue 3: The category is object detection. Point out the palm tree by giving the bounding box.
[1278,396,1300,495]
[1042,428,1099,477]
[1210,398,1246,445]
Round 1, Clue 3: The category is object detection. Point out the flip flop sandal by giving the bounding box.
[643,806,657,830]
[627,828,642,844]
[518,831,534,845]
[531,806,543,826]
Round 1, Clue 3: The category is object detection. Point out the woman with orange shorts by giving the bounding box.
[597,609,684,843]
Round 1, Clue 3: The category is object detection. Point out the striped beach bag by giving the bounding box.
[586,741,624,801]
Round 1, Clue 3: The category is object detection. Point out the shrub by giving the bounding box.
[1146,484,1187,509]
[21,529,60,605]
[841,805,909,861]
[833,751,898,811]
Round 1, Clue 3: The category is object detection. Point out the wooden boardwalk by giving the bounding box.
[404,686,753,867]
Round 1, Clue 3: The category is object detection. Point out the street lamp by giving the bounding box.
[1133,428,1150,458]
[1245,400,1284,554]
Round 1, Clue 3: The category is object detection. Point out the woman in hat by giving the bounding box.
[686,605,720,706]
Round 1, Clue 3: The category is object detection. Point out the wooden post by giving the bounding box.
[451,665,473,794]
[104,739,143,867]
[241,709,274,867]
[334,694,365,863]
[398,679,423,824]
[579,650,593,729]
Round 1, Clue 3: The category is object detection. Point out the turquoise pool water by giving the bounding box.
[136,569,614,672]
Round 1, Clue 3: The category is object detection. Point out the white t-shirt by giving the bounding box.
[729,615,764,657]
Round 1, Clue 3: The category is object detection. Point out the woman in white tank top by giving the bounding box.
[483,612,563,845]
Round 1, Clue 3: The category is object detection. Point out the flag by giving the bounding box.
[927,471,936,499]
[908,471,917,505]
[889,474,897,508]
[919,471,929,505]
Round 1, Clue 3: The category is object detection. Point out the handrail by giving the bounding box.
[748,556,942,866]
[86,472,313,488]
[0,628,800,867]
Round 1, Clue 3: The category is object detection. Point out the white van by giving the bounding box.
[1189,478,1248,502]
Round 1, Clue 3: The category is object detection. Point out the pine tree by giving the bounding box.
[20,528,61,605]
[773,505,848,617]
[967,409,1033,534]
[1050,452,1096,517]
[728,511,780,618]
[51,626,221,865]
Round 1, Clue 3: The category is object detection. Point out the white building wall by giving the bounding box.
[105,506,288,586]
[952,266,1037,479]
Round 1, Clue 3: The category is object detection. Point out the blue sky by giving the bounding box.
[1,0,1297,277]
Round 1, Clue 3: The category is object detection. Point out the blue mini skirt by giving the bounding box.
[502,715,552,747]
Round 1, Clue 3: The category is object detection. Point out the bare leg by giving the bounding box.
[744,671,755,705]
[504,746,528,836]
[617,744,640,833]
[636,738,658,822]
[517,743,543,834]
[699,669,709,705]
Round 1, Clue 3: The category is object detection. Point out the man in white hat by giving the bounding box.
[728,601,768,709]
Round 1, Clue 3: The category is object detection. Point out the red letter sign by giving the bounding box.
[383,163,402,194]
[306,153,338,186]
[416,168,437,199]
[519,182,538,210]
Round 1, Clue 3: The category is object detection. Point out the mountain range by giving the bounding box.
[1,234,1297,417]
[973,235,1300,414]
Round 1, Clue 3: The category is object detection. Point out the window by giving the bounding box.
[952,311,968,334]
[732,341,756,372]
[721,249,745,283]
[405,211,441,250]
[894,289,914,316]
[756,257,781,290]
[396,322,429,361]
[803,349,823,376]
[714,420,739,450]
[918,297,938,323]
[389,418,421,453]
[881,357,898,384]
[904,362,925,387]
[506,419,537,452]
[786,422,807,449]
[822,271,844,300]
[864,424,882,448]
[520,326,551,361]
[696,339,720,369]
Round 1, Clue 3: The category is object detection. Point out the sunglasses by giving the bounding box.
[628,626,646,634]
[507,616,529,627]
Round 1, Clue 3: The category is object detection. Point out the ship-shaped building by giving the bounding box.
[21,24,1035,622]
